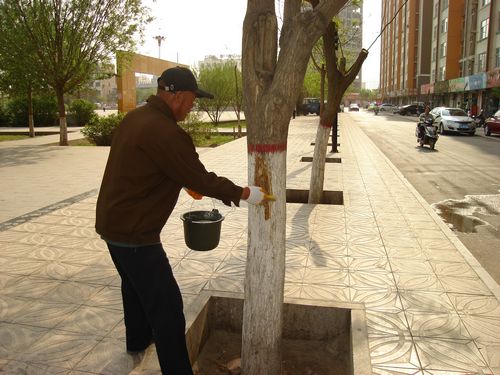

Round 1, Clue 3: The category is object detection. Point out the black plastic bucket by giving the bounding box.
[180,209,224,251]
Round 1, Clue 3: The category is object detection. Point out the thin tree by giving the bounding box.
[0,0,151,145]
[308,19,368,204]
[197,62,235,128]
[241,1,350,373]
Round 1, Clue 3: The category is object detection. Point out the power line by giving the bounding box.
[366,0,409,51]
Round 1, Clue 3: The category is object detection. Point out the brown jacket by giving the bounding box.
[95,95,243,245]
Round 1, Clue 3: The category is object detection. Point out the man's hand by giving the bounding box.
[184,188,203,200]
[242,186,275,205]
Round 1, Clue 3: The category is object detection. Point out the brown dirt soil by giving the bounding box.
[193,330,349,375]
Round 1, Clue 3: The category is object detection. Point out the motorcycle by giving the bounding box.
[415,118,439,150]
[472,113,485,128]
[374,106,379,115]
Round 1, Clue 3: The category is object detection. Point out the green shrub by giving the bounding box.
[6,95,58,127]
[69,99,96,126]
[0,103,9,126]
[81,112,125,146]
[179,112,214,145]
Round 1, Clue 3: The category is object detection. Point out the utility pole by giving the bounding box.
[153,35,165,59]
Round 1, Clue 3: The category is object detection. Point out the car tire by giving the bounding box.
[484,125,491,136]
[439,123,445,134]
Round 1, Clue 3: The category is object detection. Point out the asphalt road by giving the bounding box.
[350,109,500,285]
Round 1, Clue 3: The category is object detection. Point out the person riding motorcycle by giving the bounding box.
[417,106,433,139]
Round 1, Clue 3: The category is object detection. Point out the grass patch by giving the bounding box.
[47,138,96,146]
[194,134,239,147]
[68,138,95,146]
[0,134,30,142]
[216,120,246,129]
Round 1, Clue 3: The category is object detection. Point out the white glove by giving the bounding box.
[244,186,266,205]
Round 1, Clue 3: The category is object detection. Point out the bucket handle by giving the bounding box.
[187,195,235,219]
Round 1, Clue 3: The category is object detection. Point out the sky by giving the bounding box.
[138,0,381,89]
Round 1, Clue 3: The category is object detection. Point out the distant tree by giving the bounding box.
[197,62,235,127]
[0,0,151,145]
[0,18,44,136]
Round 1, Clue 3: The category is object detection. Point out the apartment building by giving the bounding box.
[338,3,363,91]
[381,0,500,115]
[380,0,433,104]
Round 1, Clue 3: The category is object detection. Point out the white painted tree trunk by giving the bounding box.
[242,150,287,375]
[308,124,331,203]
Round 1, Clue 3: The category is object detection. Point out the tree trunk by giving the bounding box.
[27,86,35,137]
[308,21,368,203]
[242,149,286,375]
[308,122,330,203]
[56,89,68,146]
[240,1,350,372]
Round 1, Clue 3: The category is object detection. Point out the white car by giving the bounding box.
[430,107,476,135]
[378,103,398,112]
[349,103,360,112]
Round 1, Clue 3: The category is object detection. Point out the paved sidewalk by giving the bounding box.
[1,114,499,374]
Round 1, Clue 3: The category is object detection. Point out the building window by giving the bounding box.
[496,48,500,67]
[478,52,487,71]
[432,47,437,62]
[483,0,491,6]
[439,66,446,81]
[433,24,438,39]
[434,2,438,17]
[440,42,447,58]
[480,18,489,40]
[441,18,448,33]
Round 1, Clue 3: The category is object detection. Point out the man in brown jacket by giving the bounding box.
[96,67,267,374]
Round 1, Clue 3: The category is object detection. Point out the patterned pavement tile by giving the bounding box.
[368,333,421,371]
[72,337,145,375]
[366,310,410,336]
[393,273,445,292]
[398,290,455,314]
[415,337,490,374]
[54,305,123,337]
[350,270,396,290]
[0,360,69,375]
[438,276,493,296]
[350,286,404,313]
[448,293,500,317]
[405,311,473,340]
[0,323,49,361]
[25,330,101,369]
[460,315,500,345]
[12,299,80,329]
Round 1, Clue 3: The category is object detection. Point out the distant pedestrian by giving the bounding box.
[95,66,272,374]
[102,104,106,112]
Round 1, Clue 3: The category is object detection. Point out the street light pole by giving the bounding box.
[153,35,165,59]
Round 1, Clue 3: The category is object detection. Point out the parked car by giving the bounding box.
[395,104,424,115]
[378,103,398,112]
[483,109,500,136]
[349,103,360,112]
[430,107,475,135]
[300,98,320,115]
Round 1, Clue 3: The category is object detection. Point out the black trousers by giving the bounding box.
[107,243,193,375]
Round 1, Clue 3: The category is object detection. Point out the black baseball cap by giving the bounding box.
[157,67,214,99]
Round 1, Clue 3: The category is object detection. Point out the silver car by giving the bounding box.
[430,107,476,135]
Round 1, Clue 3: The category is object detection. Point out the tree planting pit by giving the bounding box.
[301,156,341,163]
[310,142,340,146]
[286,189,343,205]
[185,292,370,375]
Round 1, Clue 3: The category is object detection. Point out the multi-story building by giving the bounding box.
[380,0,433,105]
[381,0,500,115]
[337,3,363,91]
